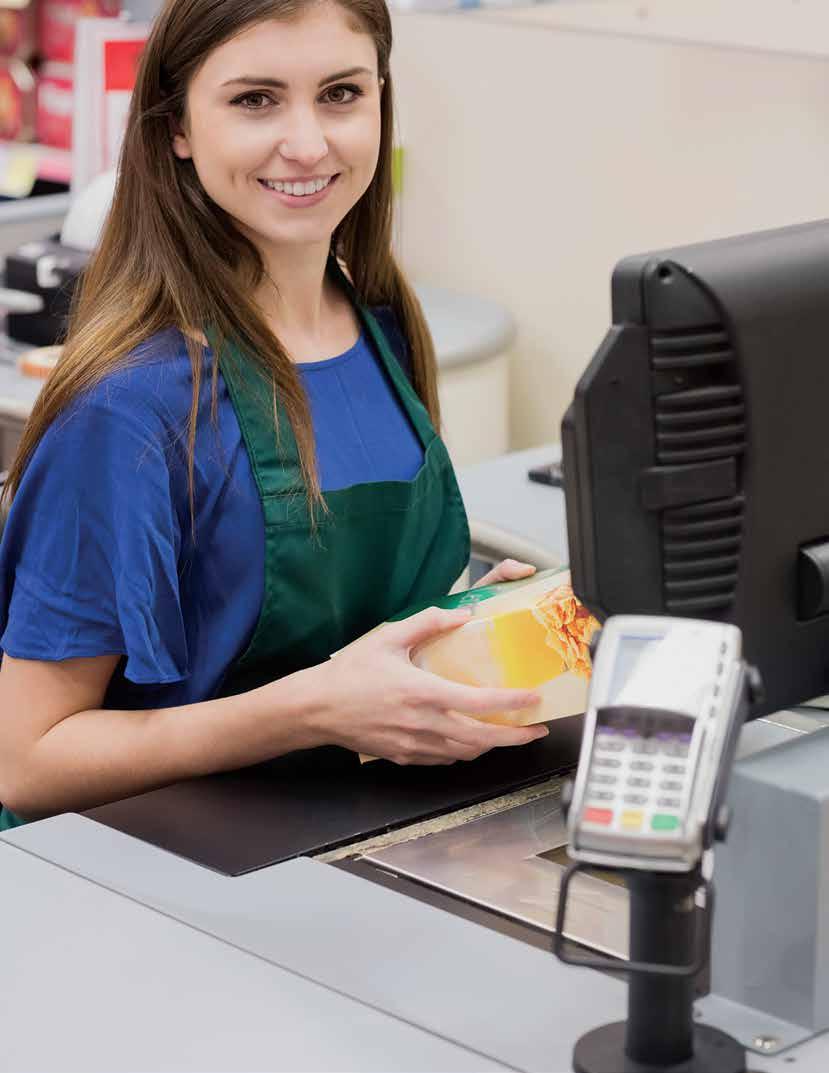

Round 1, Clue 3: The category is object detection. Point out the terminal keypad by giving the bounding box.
[583,720,693,835]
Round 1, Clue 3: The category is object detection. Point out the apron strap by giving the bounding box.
[214,332,301,502]
[327,257,437,451]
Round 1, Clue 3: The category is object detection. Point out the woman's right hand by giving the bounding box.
[307,606,548,765]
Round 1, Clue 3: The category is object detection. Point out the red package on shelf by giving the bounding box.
[39,0,121,63]
[0,57,36,140]
[0,0,38,61]
[37,61,72,149]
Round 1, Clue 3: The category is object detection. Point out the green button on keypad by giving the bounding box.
[652,814,680,831]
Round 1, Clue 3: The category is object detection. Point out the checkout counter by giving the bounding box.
[3,196,829,1067]
[3,445,829,1071]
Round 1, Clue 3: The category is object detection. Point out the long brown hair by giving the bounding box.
[2,0,439,519]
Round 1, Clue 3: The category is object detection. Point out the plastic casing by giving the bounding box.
[562,219,829,718]
[568,615,743,873]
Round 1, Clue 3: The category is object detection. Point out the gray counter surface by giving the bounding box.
[0,834,507,1073]
[3,426,829,1069]
[4,803,829,1072]
[457,444,566,569]
[4,814,624,1073]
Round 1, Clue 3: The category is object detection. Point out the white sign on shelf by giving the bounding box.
[71,16,149,195]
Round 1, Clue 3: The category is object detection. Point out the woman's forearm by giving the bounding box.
[10,665,328,819]
[2,604,547,820]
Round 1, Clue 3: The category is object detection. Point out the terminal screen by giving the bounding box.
[607,636,659,703]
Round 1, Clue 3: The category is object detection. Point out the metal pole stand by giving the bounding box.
[556,865,745,1073]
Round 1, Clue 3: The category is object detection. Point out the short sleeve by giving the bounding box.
[0,382,189,684]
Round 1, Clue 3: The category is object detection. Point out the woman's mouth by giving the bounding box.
[257,173,340,207]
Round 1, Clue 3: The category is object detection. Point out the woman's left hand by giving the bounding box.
[472,559,536,589]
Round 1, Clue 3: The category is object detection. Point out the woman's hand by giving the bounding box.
[308,606,547,765]
[472,559,536,589]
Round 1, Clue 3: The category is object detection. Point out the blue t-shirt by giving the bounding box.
[0,320,424,710]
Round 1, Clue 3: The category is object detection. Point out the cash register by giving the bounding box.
[366,218,829,1071]
[550,218,829,1071]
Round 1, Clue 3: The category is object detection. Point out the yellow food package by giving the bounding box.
[408,567,600,727]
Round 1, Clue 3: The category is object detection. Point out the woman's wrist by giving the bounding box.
[247,660,338,754]
[153,664,335,781]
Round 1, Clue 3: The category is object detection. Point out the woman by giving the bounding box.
[0,0,545,828]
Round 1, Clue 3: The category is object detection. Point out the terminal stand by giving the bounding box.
[556,863,745,1073]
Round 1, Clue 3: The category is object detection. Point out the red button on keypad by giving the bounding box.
[584,807,614,825]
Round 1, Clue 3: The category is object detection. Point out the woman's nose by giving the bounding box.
[278,108,328,167]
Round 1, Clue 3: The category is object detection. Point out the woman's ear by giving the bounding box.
[169,117,192,160]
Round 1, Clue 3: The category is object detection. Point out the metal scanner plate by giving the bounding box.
[364,791,629,959]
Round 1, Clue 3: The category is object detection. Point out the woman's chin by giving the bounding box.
[233,219,337,254]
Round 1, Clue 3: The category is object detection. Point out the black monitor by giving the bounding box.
[562,219,829,718]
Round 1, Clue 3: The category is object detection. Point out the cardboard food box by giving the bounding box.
[404,567,600,727]
[354,567,600,763]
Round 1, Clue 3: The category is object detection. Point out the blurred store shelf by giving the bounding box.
[0,191,71,258]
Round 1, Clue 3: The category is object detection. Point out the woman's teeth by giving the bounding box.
[260,176,332,196]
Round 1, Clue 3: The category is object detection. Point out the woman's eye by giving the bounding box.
[234,92,274,111]
[322,84,362,105]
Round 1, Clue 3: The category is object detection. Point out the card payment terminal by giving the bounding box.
[566,616,750,874]
[554,616,759,1073]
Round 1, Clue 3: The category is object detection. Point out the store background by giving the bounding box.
[0,0,826,460]
[392,0,829,448]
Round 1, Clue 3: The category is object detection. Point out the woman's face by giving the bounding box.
[172,2,383,256]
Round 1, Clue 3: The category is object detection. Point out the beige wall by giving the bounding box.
[391,4,829,448]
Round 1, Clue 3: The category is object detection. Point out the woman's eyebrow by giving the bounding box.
[221,67,374,89]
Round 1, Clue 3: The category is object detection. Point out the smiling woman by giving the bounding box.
[0,0,546,828]
[170,10,385,262]
[4,0,428,516]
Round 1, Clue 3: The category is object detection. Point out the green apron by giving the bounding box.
[216,271,470,708]
[0,273,470,828]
